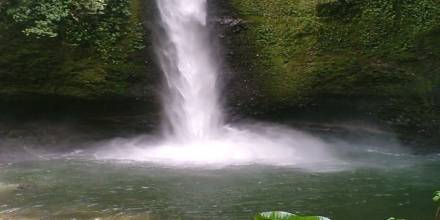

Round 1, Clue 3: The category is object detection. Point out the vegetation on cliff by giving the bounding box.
[229,0,440,141]
[0,0,148,98]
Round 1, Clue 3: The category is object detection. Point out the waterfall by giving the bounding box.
[95,0,334,166]
[155,0,223,141]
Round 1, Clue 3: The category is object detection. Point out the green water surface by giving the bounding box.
[0,151,439,220]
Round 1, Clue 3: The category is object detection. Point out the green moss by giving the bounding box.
[231,0,440,140]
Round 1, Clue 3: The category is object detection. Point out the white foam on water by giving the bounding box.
[95,123,336,168]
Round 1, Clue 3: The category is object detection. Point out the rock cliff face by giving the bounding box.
[0,0,439,143]
[216,0,440,143]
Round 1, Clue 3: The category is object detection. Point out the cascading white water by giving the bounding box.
[95,0,336,167]
[156,0,223,141]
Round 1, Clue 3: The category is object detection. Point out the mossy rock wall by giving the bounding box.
[225,0,440,142]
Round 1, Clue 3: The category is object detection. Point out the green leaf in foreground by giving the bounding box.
[434,191,440,204]
[254,211,330,220]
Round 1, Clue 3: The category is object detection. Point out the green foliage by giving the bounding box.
[386,218,407,220]
[6,0,105,38]
[4,0,144,60]
[254,211,330,220]
[0,0,148,98]
[435,191,440,220]
[434,191,440,205]
[432,191,440,220]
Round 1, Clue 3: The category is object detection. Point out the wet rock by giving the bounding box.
[217,17,242,26]
[216,17,246,32]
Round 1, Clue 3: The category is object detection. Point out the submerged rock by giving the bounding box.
[0,182,36,194]
[16,183,34,191]
[0,183,19,193]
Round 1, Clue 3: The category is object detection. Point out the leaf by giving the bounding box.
[434,191,440,204]
[254,211,331,220]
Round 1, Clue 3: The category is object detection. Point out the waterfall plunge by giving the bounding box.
[95,0,335,167]
[156,0,222,141]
